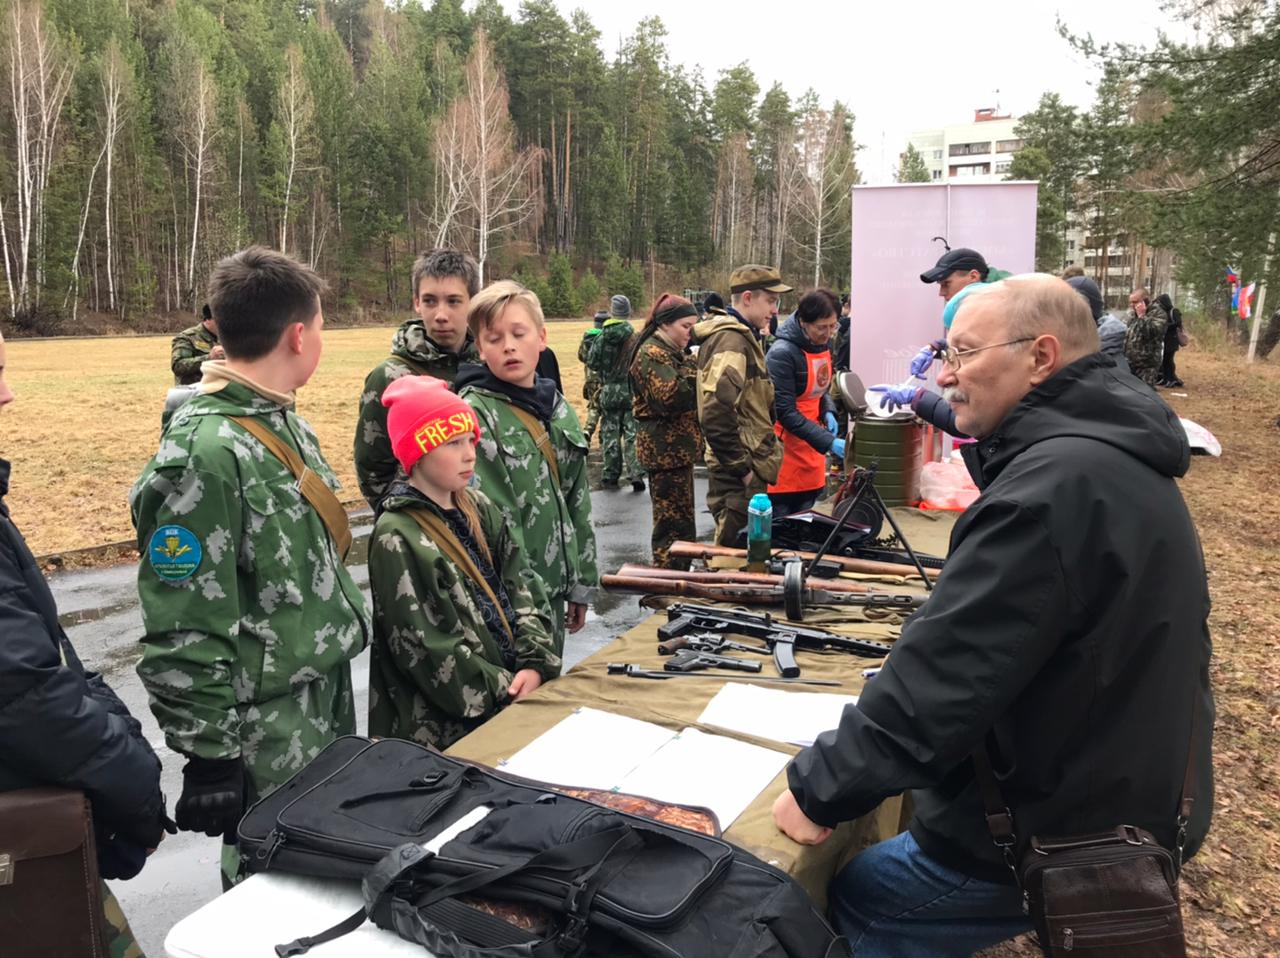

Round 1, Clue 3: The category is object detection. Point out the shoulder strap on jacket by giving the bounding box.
[405,507,514,645]
[506,406,561,488]
[228,416,352,560]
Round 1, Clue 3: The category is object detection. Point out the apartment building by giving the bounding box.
[906,108,1023,183]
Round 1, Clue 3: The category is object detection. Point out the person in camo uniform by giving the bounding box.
[366,376,559,749]
[170,304,224,385]
[456,281,598,654]
[354,249,482,510]
[628,293,702,569]
[577,310,608,444]
[1124,287,1168,387]
[588,295,646,491]
[132,247,370,886]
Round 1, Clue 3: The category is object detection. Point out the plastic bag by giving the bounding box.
[918,458,980,511]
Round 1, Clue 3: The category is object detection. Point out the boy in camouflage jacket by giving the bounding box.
[355,250,482,510]
[367,377,558,749]
[587,295,645,488]
[132,248,370,884]
[457,281,598,652]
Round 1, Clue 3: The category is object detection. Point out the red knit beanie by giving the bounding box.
[382,376,481,473]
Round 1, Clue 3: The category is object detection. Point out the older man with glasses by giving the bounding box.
[774,274,1214,957]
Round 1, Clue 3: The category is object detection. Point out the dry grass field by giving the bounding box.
[2,321,593,558]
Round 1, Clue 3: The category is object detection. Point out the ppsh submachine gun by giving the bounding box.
[658,603,893,679]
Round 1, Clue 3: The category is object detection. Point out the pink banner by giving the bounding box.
[847,182,1038,390]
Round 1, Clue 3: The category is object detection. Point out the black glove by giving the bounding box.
[175,756,253,839]
[98,835,149,881]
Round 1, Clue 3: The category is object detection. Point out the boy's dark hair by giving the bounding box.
[207,246,327,360]
[795,288,840,325]
[412,249,481,300]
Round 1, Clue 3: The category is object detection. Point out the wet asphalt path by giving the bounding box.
[53,475,711,956]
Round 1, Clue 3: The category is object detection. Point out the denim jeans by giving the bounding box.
[829,831,1032,957]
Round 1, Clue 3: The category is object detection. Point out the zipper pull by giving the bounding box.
[1063,927,1074,951]
[255,828,286,869]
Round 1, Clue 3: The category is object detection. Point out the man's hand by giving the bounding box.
[209,344,226,360]
[772,789,833,846]
[824,412,838,435]
[566,602,588,634]
[508,668,543,702]
[175,756,252,839]
[830,438,846,460]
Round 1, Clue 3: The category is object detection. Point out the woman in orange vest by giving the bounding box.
[765,288,844,515]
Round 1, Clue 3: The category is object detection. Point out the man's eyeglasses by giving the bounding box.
[936,338,1035,370]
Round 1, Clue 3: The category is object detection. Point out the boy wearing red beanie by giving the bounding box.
[366,376,559,748]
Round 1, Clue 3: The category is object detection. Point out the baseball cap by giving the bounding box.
[920,248,989,284]
[729,265,792,294]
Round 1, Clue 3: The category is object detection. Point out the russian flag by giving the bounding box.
[1238,282,1255,319]
[1226,265,1240,285]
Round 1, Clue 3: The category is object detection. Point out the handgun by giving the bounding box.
[663,650,763,673]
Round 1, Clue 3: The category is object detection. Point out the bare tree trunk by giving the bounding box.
[0,191,15,319]
[100,40,127,314]
[65,137,108,316]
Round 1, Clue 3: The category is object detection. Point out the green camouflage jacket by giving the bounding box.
[131,379,371,792]
[1124,301,1168,386]
[629,333,701,471]
[367,486,558,748]
[578,327,603,401]
[693,313,782,483]
[170,323,220,385]
[586,319,635,412]
[354,319,481,509]
[456,378,599,627]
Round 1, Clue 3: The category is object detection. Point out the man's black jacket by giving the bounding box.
[765,316,836,454]
[788,354,1214,881]
[0,458,165,848]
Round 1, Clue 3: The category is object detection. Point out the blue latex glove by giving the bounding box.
[910,341,944,379]
[830,437,846,459]
[869,383,923,412]
[824,412,838,435]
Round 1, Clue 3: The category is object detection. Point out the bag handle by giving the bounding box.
[275,825,641,957]
[228,416,352,559]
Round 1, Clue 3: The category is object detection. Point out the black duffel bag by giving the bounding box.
[240,736,848,958]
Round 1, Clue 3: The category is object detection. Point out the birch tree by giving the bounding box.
[171,50,218,307]
[99,38,128,313]
[793,99,856,288]
[1,0,74,316]
[275,43,315,254]
[452,29,541,284]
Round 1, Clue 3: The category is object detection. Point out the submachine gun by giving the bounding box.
[658,603,893,679]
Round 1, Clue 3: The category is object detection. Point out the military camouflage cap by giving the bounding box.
[729,264,792,294]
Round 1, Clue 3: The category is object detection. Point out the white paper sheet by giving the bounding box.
[696,682,859,747]
[496,707,676,789]
[496,708,791,828]
[615,728,790,827]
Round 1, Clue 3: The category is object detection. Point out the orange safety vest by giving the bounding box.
[768,348,833,494]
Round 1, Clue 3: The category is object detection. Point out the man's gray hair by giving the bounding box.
[960,274,1099,360]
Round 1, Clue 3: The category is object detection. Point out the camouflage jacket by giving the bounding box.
[586,319,635,412]
[131,377,371,791]
[578,328,603,401]
[456,371,599,624]
[1124,301,1168,385]
[170,323,220,385]
[693,312,782,483]
[355,319,482,509]
[629,333,701,470]
[367,485,558,748]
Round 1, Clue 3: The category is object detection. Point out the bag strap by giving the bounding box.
[229,416,352,560]
[973,687,1204,872]
[507,406,561,488]
[396,354,434,376]
[406,508,515,646]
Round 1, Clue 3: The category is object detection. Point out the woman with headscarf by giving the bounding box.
[628,294,702,568]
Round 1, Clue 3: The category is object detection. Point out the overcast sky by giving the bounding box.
[490,0,1195,182]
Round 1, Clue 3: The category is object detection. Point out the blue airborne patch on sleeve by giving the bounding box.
[148,525,202,583]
